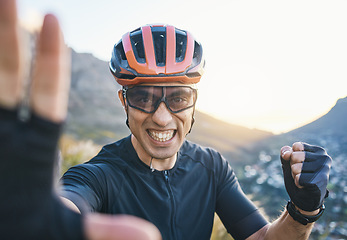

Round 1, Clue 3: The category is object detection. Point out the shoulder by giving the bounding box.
[179,140,229,171]
[92,136,132,160]
[64,136,133,179]
[179,140,239,186]
[180,140,220,157]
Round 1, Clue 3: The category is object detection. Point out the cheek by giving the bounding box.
[176,110,194,132]
[127,109,147,130]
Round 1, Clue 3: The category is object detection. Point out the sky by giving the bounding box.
[17,0,347,134]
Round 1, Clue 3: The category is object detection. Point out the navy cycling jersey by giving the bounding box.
[61,135,268,240]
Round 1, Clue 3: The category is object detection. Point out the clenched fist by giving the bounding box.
[281,142,332,212]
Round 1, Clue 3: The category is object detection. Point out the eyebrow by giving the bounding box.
[165,88,192,97]
[130,88,161,98]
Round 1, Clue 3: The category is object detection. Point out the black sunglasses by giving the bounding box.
[123,85,197,113]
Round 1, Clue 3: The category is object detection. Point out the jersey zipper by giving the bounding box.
[164,170,177,240]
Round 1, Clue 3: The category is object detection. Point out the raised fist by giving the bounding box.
[281,142,332,212]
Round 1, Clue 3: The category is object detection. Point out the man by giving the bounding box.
[0,0,331,240]
[61,24,331,240]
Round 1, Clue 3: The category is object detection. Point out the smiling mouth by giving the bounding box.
[147,130,175,142]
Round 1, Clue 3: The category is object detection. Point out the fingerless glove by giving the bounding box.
[0,107,84,240]
[281,143,331,212]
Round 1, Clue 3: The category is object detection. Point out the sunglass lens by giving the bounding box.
[165,87,196,112]
[126,86,196,113]
[126,87,161,113]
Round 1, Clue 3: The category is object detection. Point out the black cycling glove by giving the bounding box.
[0,107,84,240]
[281,142,331,212]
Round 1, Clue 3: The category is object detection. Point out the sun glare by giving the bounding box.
[19,8,43,33]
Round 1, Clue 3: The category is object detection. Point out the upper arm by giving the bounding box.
[214,153,269,239]
[60,163,107,213]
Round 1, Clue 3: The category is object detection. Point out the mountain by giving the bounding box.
[188,111,272,154]
[65,50,272,155]
[66,50,128,143]
[243,96,347,155]
[287,96,347,143]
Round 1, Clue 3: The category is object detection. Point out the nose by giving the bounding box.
[152,102,173,127]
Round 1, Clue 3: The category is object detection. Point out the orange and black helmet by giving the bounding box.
[109,24,205,86]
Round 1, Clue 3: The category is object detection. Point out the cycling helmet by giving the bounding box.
[109,24,205,86]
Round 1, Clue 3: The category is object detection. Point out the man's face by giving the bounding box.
[121,83,196,161]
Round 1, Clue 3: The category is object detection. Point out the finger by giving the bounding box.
[291,152,305,164]
[0,0,17,22]
[31,14,70,122]
[0,0,18,69]
[291,163,303,187]
[292,142,304,152]
[281,146,292,161]
[0,0,21,108]
[84,214,162,240]
[291,162,303,176]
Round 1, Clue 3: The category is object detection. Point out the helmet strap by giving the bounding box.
[187,117,195,134]
[187,108,195,134]
[120,88,131,130]
[125,106,130,130]
[126,118,130,129]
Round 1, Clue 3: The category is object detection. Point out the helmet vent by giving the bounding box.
[176,30,187,63]
[130,32,146,63]
[115,42,127,61]
[193,41,202,63]
[152,31,166,66]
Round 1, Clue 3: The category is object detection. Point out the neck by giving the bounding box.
[149,156,176,171]
[131,135,177,171]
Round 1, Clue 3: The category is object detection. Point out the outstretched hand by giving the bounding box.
[0,0,161,239]
[280,142,332,213]
[0,0,69,121]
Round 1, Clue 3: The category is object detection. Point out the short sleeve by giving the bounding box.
[215,153,268,240]
[60,164,106,213]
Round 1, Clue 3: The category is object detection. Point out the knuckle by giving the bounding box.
[281,146,291,154]
[281,145,291,151]
[292,142,304,151]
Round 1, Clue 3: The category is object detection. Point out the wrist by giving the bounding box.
[286,201,325,225]
[294,203,320,216]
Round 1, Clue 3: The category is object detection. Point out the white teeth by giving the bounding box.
[148,130,174,142]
